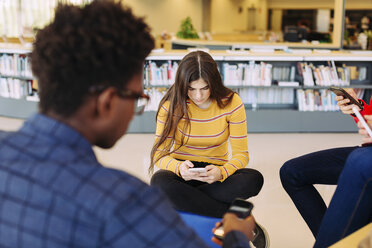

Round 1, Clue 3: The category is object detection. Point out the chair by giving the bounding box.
[179,211,221,248]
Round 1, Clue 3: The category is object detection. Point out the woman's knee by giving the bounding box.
[234,169,264,195]
[280,158,300,186]
[344,148,372,179]
[150,170,178,187]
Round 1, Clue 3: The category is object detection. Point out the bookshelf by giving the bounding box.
[1,47,371,132]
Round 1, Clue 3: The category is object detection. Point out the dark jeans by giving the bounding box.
[280,146,358,237]
[314,146,372,248]
[151,168,264,218]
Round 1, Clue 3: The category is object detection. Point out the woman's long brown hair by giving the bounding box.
[149,51,235,174]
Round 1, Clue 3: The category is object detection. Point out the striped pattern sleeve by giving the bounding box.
[218,95,249,181]
[153,103,182,176]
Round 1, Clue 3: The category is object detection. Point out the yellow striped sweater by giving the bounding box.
[154,93,249,182]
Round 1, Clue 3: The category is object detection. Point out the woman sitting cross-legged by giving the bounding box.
[149,51,264,219]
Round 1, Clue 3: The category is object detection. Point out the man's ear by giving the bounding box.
[95,87,118,120]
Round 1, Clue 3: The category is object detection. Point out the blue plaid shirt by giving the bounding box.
[0,114,250,248]
[0,114,211,247]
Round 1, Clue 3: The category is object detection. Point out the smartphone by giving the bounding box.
[352,106,372,138]
[192,161,209,168]
[213,199,254,240]
[329,87,363,109]
[188,168,207,173]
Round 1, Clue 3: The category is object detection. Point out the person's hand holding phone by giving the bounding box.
[334,88,360,114]
[358,115,372,144]
[179,160,208,181]
[197,165,222,184]
[211,213,256,245]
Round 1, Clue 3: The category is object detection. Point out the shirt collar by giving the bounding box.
[20,113,96,160]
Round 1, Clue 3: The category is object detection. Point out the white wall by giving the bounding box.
[210,0,268,33]
[271,9,282,31]
[123,0,203,35]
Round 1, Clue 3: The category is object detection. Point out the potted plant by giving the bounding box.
[176,17,199,39]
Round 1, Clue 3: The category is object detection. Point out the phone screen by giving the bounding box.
[227,199,254,219]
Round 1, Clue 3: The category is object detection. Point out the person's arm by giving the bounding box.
[357,114,372,144]
[218,95,249,182]
[153,104,208,181]
[102,186,210,247]
[335,89,372,122]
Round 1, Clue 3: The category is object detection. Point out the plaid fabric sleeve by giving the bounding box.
[102,185,209,248]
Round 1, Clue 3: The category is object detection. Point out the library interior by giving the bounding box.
[1,0,372,247]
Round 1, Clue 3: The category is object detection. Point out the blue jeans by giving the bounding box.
[280,146,358,236]
[314,146,372,248]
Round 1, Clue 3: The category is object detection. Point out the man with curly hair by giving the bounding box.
[0,1,257,247]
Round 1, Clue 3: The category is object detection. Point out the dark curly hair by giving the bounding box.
[31,0,154,117]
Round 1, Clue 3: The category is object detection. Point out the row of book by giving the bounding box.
[298,62,351,87]
[0,78,35,99]
[222,62,272,86]
[0,78,367,113]
[143,61,178,86]
[297,88,365,112]
[236,88,294,105]
[143,88,367,112]
[142,88,367,113]
[297,89,345,112]
[143,88,167,111]
[1,0,93,38]
[0,54,33,78]
[143,61,354,88]
[141,87,295,111]
[272,66,296,82]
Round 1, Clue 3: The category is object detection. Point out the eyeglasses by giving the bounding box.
[116,88,150,115]
[89,86,150,115]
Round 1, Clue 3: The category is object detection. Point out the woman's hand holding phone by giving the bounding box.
[180,161,221,183]
[179,160,208,181]
[199,165,222,184]
[334,88,361,114]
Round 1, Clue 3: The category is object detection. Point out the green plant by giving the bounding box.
[176,17,199,39]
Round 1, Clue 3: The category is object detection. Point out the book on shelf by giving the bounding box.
[277,81,300,87]
[297,62,350,87]
[297,89,339,112]
[144,88,167,112]
[0,78,36,100]
[0,54,33,78]
[144,61,178,86]
[237,88,294,105]
[344,65,368,81]
[222,61,272,86]
[272,66,296,82]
